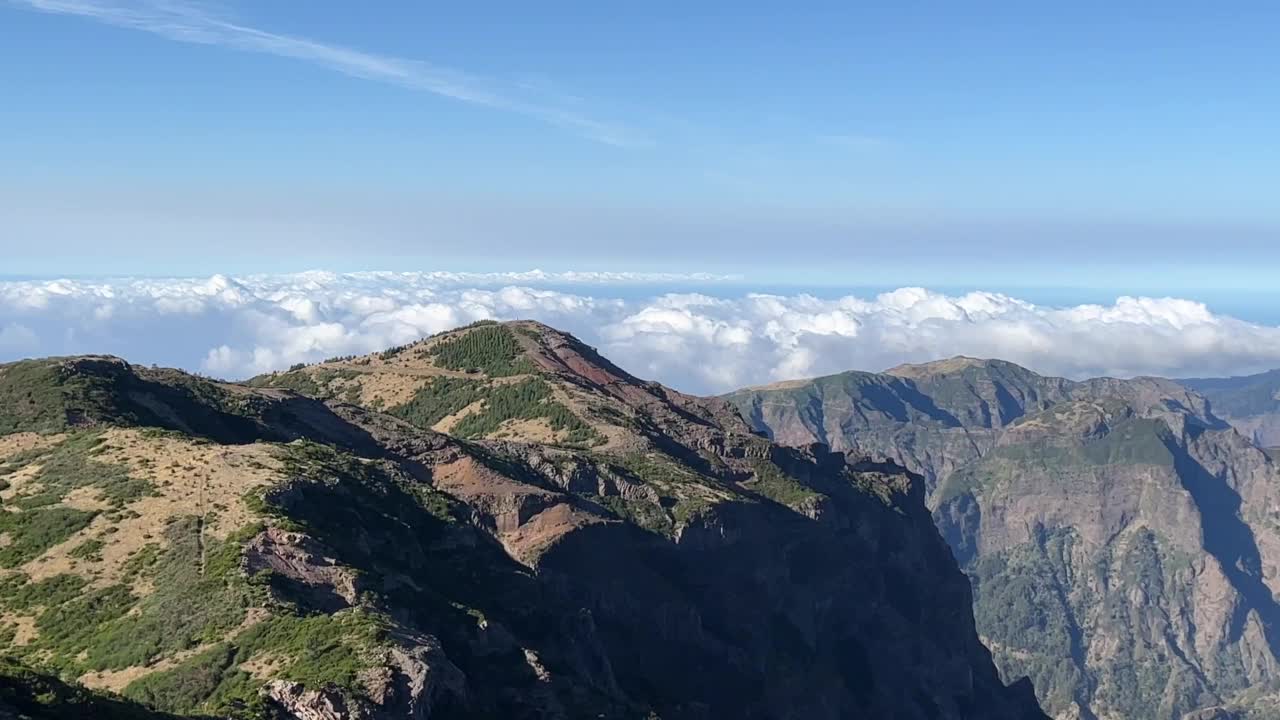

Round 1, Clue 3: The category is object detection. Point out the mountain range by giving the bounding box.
[1180,371,1280,450]
[726,358,1280,720]
[0,322,1045,719]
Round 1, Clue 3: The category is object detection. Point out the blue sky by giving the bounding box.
[2,1,1278,291]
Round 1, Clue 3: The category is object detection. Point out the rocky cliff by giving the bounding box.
[728,359,1280,719]
[0,323,1044,719]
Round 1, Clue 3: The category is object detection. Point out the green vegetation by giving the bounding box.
[0,432,157,568]
[452,379,595,443]
[611,453,698,486]
[277,441,458,526]
[246,367,361,400]
[34,585,139,665]
[969,526,1207,720]
[1085,529,1202,718]
[388,376,486,429]
[0,573,88,612]
[0,656,178,719]
[0,442,426,717]
[970,530,1087,716]
[120,543,162,582]
[934,465,986,505]
[259,440,597,714]
[984,423,1174,470]
[6,432,154,510]
[3,518,264,676]
[428,323,537,377]
[745,460,821,507]
[236,612,385,692]
[0,445,56,478]
[0,360,97,435]
[605,453,723,528]
[378,343,412,360]
[671,496,713,525]
[123,611,387,716]
[1081,417,1175,466]
[595,495,673,535]
[0,507,97,568]
[68,537,106,562]
[935,417,1176,506]
[390,377,597,445]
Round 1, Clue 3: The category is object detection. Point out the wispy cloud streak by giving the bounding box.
[9,0,645,146]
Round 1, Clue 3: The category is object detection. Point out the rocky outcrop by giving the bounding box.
[244,527,365,612]
[265,632,467,720]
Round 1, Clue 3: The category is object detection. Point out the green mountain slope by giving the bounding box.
[0,323,1045,720]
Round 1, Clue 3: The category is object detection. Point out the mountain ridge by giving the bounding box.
[726,358,1280,720]
[0,321,1045,720]
[1179,370,1280,449]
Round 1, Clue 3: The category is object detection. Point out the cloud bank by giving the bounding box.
[3,272,1280,394]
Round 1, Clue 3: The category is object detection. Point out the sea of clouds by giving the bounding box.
[3,271,1280,394]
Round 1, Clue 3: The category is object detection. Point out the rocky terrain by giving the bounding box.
[727,360,1280,720]
[0,322,1044,719]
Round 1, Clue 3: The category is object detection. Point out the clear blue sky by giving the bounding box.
[2,0,1278,289]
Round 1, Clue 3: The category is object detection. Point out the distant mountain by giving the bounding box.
[728,359,1280,720]
[1180,370,1280,449]
[0,323,1044,719]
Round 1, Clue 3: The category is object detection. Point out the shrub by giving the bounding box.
[451,379,596,443]
[5,432,154,511]
[0,573,88,612]
[388,377,486,429]
[68,538,106,562]
[0,507,98,568]
[746,460,821,507]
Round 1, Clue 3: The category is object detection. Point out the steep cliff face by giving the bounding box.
[0,324,1044,719]
[728,360,1280,720]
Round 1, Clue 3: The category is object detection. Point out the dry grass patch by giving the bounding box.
[432,400,486,434]
[0,433,64,461]
[20,430,281,590]
[493,418,563,444]
[1,612,37,646]
[0,463,45,503]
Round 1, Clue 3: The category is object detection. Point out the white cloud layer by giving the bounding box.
[3,272,1280,394]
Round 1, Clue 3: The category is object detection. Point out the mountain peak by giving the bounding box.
[0,323,1045,719]
[884,355,1027,379]
[250,320,747,451]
